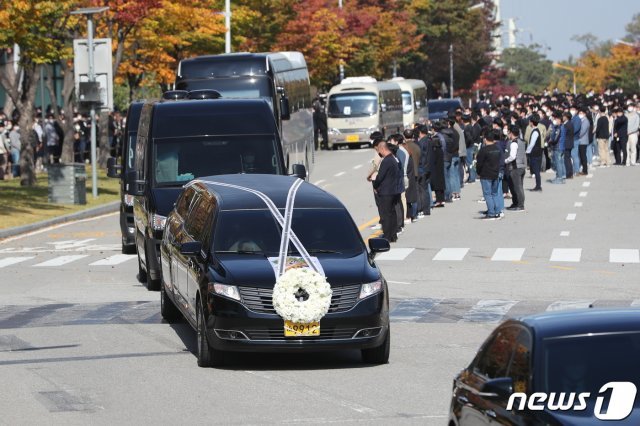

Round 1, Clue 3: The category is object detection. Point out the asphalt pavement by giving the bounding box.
[0,148,638,424]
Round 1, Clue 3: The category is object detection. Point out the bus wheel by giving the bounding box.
[332,144,338,151]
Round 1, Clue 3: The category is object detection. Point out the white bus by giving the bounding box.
[389,77,429,129]
[174,52,314,176]
[326,77,403,149]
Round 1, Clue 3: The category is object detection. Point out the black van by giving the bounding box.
[125,94,305,291]
[107,101,144,254]
[159,174,391,367]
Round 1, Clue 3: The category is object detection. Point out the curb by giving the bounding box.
[0,201,120,240]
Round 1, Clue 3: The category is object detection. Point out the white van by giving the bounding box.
[326,77,403,149]
[389,77,429,129]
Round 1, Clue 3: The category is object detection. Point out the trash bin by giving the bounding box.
[48,163,87,205]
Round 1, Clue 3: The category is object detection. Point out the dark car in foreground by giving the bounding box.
[428,98,463,121]
[450,308,640,425]
[159,174,391,367]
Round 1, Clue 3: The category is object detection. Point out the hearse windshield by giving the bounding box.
[213,209,364,257]
[328,93,378,118]
[153,135,281,187]
[176,76,274,110]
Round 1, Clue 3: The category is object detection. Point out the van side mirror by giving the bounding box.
[480,377,514,399]
[125,170,145,196]
[292,164,307,180]
[180,241,203,257]
[280,96,291,120]
[107,157,121,179]
[368,237,390,258]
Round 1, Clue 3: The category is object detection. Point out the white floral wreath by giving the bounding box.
[272,268,333,323]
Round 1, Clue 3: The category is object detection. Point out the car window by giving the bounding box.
[175,186,196,218]
[213,208,365,256]
[508,329,532,393]
[474,326,519,379]
[185,192,215,243]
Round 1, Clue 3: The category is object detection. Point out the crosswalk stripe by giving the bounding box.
[574,202,583,207]
[461,300,518,323]
[376,248,414,261]
[566,213,577,221]
[582,181,591,187]
[550,248,582,262]
[390,298,441,322]
[89,254,136,266]
[491,248,525,261]
[433,248,469,261]
[609,249,640,264]
[33,255,89,267]
[579,191,588,197]
[546,300,595,311]
[0,256,35,268]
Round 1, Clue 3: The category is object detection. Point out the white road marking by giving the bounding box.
[546,300,595,311]
[313,179,326,186]
[579,192,588,197]
[461,300,518,323]
[387,280,412,285]
[334,171,346,177]
[582,181,591,187]
[391,298,441,322]
[566,213,577,221]
[90,254,136,266]
[0,256,35,268]
[560,231,570,237]
[33,255,89,267]
[574,202,583,207]
[433,248,469,261]
[609,249,640,264]
[376,248,415,261]
[550,248,582,262]
[353,164,363,170]
[587,174,593,178]
[491,248,525,261]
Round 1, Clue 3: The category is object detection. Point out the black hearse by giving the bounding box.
[125,91,305,291]
[107,101,144,254]
[159,174,391,367]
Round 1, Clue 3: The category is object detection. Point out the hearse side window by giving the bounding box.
[153,135,281,186]
[185,192,215,243]
[175,186,197,218]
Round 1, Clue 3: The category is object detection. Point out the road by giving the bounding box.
[1,147,639,425]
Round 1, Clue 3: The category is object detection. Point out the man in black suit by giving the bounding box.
[373,140,404,242]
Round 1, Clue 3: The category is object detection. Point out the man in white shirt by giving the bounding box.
[626,103,639,166]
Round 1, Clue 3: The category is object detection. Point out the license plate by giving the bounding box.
[284,320,320,337]
[345,134,359,142]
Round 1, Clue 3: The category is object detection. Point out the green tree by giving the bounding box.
[500,45,553,94]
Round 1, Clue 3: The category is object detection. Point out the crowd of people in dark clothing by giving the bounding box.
[366,89,640,239]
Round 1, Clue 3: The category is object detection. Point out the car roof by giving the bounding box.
[191,174,345,211]
[519,308,640,339]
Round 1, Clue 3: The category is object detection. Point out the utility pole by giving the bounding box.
[449,43,454,98]
[225,0,231,53]
[338,0,344,81]
[71,6,109,198]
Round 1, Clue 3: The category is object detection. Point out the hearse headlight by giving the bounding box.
[124,194,134,206]
[359,280,383,300]
[329,128,341,135]
[210,283,241,302]
[151,214,167,231]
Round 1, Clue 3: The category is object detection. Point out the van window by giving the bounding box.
[213,209,365,256]
[153,135,281,186]
[401,91,412,114]
[328,93,377,118]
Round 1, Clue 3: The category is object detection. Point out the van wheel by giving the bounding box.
[136,252,147,283]
[145,252,160,291]
[332,144,338,151]
[160,282,181,322]
[197,302,224,367]
[361,328,390,364]
[122,242,136,255]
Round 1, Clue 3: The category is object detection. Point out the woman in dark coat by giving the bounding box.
[426,122,446,206]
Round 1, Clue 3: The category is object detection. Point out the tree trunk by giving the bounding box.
[18,64,40,187]
[98,109,109,168]
[58,59,77,164]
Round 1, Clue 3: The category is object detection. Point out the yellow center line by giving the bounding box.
[358,216,380,231]
[550,265,576,271]
[366,230,383,242]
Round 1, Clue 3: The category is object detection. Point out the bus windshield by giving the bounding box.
[328,93,377,118]
[153,135,281,187]
[176,76,274,110]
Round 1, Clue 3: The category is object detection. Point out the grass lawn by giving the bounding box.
[0,166,120,230]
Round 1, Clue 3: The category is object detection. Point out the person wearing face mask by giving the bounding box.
[562,111,575,178]
[372,139,403,243]
[595,104,611,167]
[625,103,639,166]
[548,112,566,184]
[613,107,628,166]
[525,114,543,191]
[570,105,582,177]
[504,125,526,211]
[576,108,590,175]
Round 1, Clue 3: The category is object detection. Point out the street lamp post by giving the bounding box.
[71,6,109,199]
[225,0,231,53]
[338,0,344,81]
